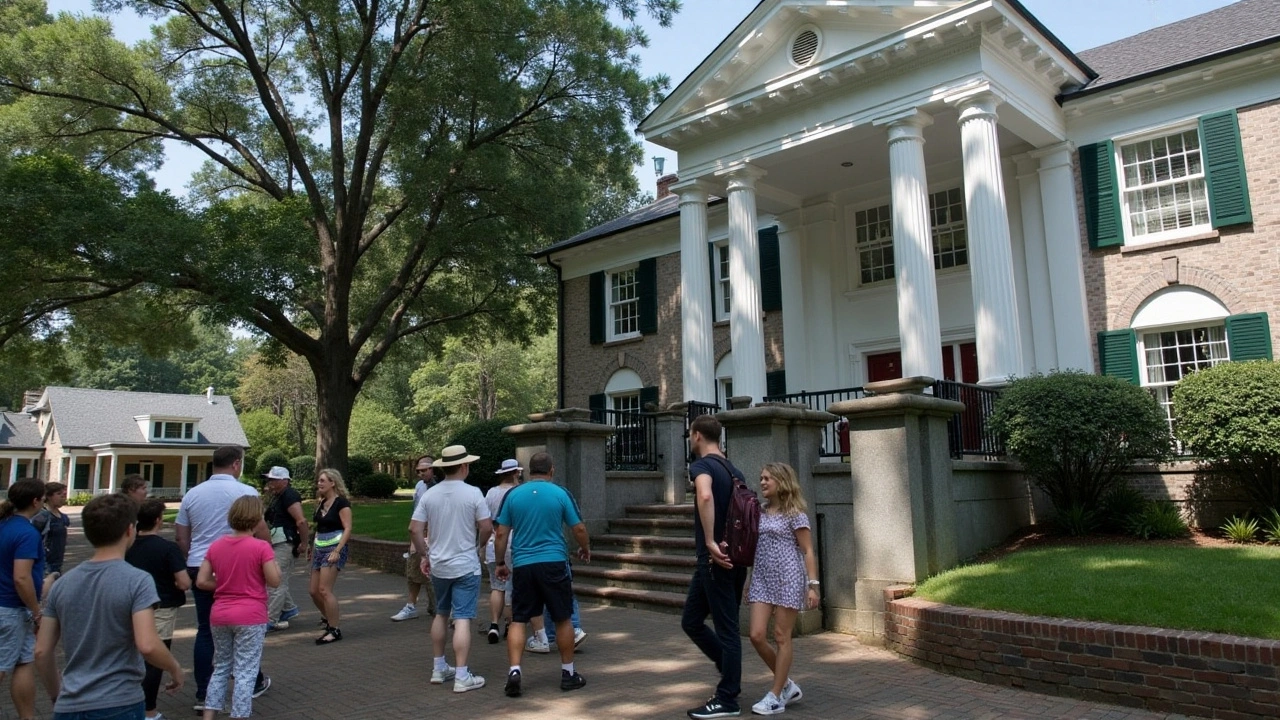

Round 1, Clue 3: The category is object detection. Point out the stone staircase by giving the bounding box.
[574,503,695,614]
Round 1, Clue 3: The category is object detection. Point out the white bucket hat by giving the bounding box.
[494,459,521,475]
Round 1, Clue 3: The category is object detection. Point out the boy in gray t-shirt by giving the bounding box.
[35,494,184,715]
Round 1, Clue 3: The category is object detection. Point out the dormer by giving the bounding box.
[136,415,200,443]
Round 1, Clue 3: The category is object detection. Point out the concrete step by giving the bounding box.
[590,550,697,572]
[575,584,686,615]
[573,565,690,593]
[624,503,695,519]
[594,534,696,553]
[608,517,694,537]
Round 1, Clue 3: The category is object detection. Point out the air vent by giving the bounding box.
[791,29,820,66]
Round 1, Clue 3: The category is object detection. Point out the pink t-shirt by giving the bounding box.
[205,535,274,626]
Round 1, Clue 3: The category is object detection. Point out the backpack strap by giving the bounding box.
[704,455,745,487]
[32,509,52,543]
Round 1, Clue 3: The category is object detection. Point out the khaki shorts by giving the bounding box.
[154,606,179,641]
[406,551,428,585]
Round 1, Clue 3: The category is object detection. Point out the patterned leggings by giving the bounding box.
[205,624,267,718]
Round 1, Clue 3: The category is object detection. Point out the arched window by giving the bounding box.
[1131,287,1231,431]
[715,353,733,408]
[605,368,643,413]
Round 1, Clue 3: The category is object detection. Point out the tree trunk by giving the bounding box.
[313,358,359,479]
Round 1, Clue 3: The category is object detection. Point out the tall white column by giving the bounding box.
[108,454,118,493]
[7,458,17,486]
[675,179,717,403]
[724,164,769,405]
[180,454,190,496]
[1015,155,1058,372]
[952,92,1025,384]
[878,110,944,380]
[777,209,809,393]
[1035,142,1094,371]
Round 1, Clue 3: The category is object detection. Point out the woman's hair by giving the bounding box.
[43,482,67,500]
[227,495,263,532]
[317,468,349,499]
[762,462,806,516]
[0,478,46,521]
[119,474,148,496]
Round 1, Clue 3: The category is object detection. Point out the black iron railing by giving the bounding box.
[684,400,722,461]
[591,408,659,471]
[763,387,866,458]
[931,380,1005,460]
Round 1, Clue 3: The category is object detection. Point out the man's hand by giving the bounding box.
[419,556,430,577]
[496,563,510,582]
[576,546,591,564]
[166,667,185,694]
[707,540,733,569]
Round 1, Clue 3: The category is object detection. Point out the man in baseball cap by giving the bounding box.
[261,467,308,630]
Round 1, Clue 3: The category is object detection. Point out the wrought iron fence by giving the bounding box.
[762,387,866,458]
[930,379,1006,460]
[684,401,721,461]
[591,407,659,472]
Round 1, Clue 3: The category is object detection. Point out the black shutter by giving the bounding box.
[1079,142,1125,249]
[638,258,658,335]
[588,393,606,423]
[759,226,782,312]
[1225,313,1272,361]
[1199,110,1253,228]
[765,370,786,400]
[589,271,605,345]
[639,385,659,411]
[1097,329,1139,384]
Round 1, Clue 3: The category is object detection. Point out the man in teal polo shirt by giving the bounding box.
[493,451,591,698]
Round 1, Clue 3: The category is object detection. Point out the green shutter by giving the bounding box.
[639,385,659,411]
[1226,313,1272,361]
[759,226,782,312]
[1199,110,1253,228]
[1097,329,1139,384]
[588,392,606,422]
[1079,141,1125,249]
[765,370,786,399]
[638,258,658,335]
[589,271,605,345]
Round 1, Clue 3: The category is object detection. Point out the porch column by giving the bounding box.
[7,458,17,485]
[954,91,1024,384]
[675,179,717,404]
[877,110,944,379]
[180,453,189,495]
[1034,142,1094,371]
[724,164,769,405]
[1014,155,1058,372]
[108,454,119,493]
[91,454,102,492]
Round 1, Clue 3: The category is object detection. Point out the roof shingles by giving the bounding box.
[39,387,248,448]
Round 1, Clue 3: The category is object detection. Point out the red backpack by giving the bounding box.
[708,456,760,567]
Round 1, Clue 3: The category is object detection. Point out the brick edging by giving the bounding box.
[884,588,1280,719]
[346,535,408,577]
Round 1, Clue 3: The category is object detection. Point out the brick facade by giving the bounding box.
[885,589,1280,719]
[1079,98,1280,361]
[562,250,785,409]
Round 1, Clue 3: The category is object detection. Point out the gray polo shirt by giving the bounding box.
[174,474,260,567]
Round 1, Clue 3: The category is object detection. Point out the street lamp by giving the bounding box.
[652,156,666,177]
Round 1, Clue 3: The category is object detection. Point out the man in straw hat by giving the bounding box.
[409,445,492,693]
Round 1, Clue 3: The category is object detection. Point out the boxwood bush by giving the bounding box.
[255,448,289,477]
[449,418,518,492]
[355,471,398,499]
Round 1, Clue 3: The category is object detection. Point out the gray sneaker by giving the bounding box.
[430,665,456,684]
[453,673,486,693]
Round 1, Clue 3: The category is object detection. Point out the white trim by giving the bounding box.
[1113,122,1211,247]
[787,25,823,69]
[605,264,642,342]
[1131,287,1229,330]
[713,241,731,322]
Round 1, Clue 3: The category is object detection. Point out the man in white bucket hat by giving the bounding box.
[482,459,522,644]
[409,445,492,693]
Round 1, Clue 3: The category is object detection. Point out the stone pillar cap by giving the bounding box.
[865,376,936,395]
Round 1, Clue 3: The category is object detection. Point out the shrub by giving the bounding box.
[1098,484,1147,534]
[346,455,374,489]
[1054,504,1098,537]
[1175,360,1280,514]
[449,418,517,491]
[241,453,258,478]
[287,455,317,499]
[1262,509,1280,544]
[1126,500,1190,540]
[1221,515,1259,544]
[256,448,289,476]
[989,371,1171,517]
[66,492,94,506]
[356,471,398,499]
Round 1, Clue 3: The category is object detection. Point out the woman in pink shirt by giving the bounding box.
[196,496,281,720]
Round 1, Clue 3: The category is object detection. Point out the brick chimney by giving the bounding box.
[656,173,679,199]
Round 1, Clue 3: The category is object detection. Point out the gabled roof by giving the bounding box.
[0,412,44,450]
[1069,0,1280,97]
[32,387,248,448]
[533,193,725,259]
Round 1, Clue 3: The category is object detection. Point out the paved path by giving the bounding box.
[6,511,1189,720]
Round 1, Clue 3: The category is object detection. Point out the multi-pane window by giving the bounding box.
[930,188,967,269]
[1119,128,1210,241]
[610,392,640,414]
[609,268,640,339]
[855,188,968,285]
[1139,325,1228,434]
[152,421,195,441]
[717,244,731,320]
[855,204,895,284]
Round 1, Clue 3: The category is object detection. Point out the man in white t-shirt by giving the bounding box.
[409,445,491,694]
[391,454,438,622]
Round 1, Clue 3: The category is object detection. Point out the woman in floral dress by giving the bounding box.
[746,462,820,715]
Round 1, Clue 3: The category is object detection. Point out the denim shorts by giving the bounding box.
[53,700,145,720]
[430,572,480,620]
[0,605,35,673]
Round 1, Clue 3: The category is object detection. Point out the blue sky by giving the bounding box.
[44,0,1238,198]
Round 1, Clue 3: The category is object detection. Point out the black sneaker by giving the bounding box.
[560,669,586,691]
[687,697,740,719]
[488,624,501,644]
[252,675,271,698]
[504,669,522,697]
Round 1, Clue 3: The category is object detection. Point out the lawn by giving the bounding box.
[161,499,415,542]
[915,544,1280,640]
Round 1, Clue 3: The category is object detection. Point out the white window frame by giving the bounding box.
[1136,322,1229,436]
[141,416,199,444]
[609,392,641,414]
[854,203,895,286]
[853,187,969,287]
[714,242,731,321]
[1115,123,1211,246]
[606,264,641,341]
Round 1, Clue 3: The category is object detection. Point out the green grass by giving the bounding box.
[915,544,1280,640]
[301,499,415,542]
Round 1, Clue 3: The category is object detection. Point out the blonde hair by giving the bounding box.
[227,495,263,532]
[762,462,806,516]
[317,468,349,499]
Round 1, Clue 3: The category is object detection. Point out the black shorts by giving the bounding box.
[510,561,575,624]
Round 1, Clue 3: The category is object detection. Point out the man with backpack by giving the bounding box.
[682,414,753,719]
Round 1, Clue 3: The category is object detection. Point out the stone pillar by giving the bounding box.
[655,404,691,504]
[505,409,616,535]
[724,164,769,405]
[876,110,944,380]
[676,179,717,403]
[827,377,963,639]
[1015,154,1059,372]
[954,92,1024,384]
[1034,142,1094,372]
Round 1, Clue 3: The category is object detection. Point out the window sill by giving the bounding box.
[603,335,644,348]
[1119,230,1220,255]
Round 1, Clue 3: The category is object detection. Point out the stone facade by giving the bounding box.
[1079,98,1280,356]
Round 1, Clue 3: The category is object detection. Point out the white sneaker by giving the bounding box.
[430,665,456,684]
[573,628,587,647]
[390,604,419,621]
[453,673,486,693]
[752,691,785,715]
[526,637,551,654]
[781,679,802,705]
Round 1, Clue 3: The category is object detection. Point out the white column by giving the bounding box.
[180,454,189,495]
[7,458,17,485]
[1035,142,1094,371]
[1015,155,1058,372]
[777,210,809,393]
[954,92,1024,384]
[675,179,717,404]
[724,164,769,405]
[108,454,119,493]
[800,203,841,390]
[878,110,944,380]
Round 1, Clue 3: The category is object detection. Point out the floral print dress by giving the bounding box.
[747,510,811,610]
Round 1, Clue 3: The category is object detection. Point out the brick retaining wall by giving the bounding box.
[347,535,408,577]
[884,587,1280,719]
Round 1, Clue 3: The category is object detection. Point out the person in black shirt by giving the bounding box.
[262,467,309,631]
[126,498,192,720]
[308,469,352,645]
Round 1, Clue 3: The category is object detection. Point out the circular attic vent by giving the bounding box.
[790,28,820,66]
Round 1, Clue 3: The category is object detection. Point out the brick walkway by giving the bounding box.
[6,512,1191,720]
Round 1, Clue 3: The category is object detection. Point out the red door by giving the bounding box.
[866,351,902,383]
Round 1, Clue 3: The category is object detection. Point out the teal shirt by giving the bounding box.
[494,480,582,568]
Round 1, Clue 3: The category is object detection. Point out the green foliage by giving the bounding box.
[236,353,314,457]
[448,418,517,490]
[355,471,397,499]
[240,454,257,478]
[348,403,419,462]
[239,409,291,460]
[288,456,316,483]
[1221,515,1260,544]
[1262,509,1280,544]
[1126,501,1190,540]
[66,492,93,506]
[1099,484,1147,534]
[1174,361,1280,514]
[1054,505,1098,537]
[345,456,374,490]
[989,371,1171,514]
[256,448,289,477]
